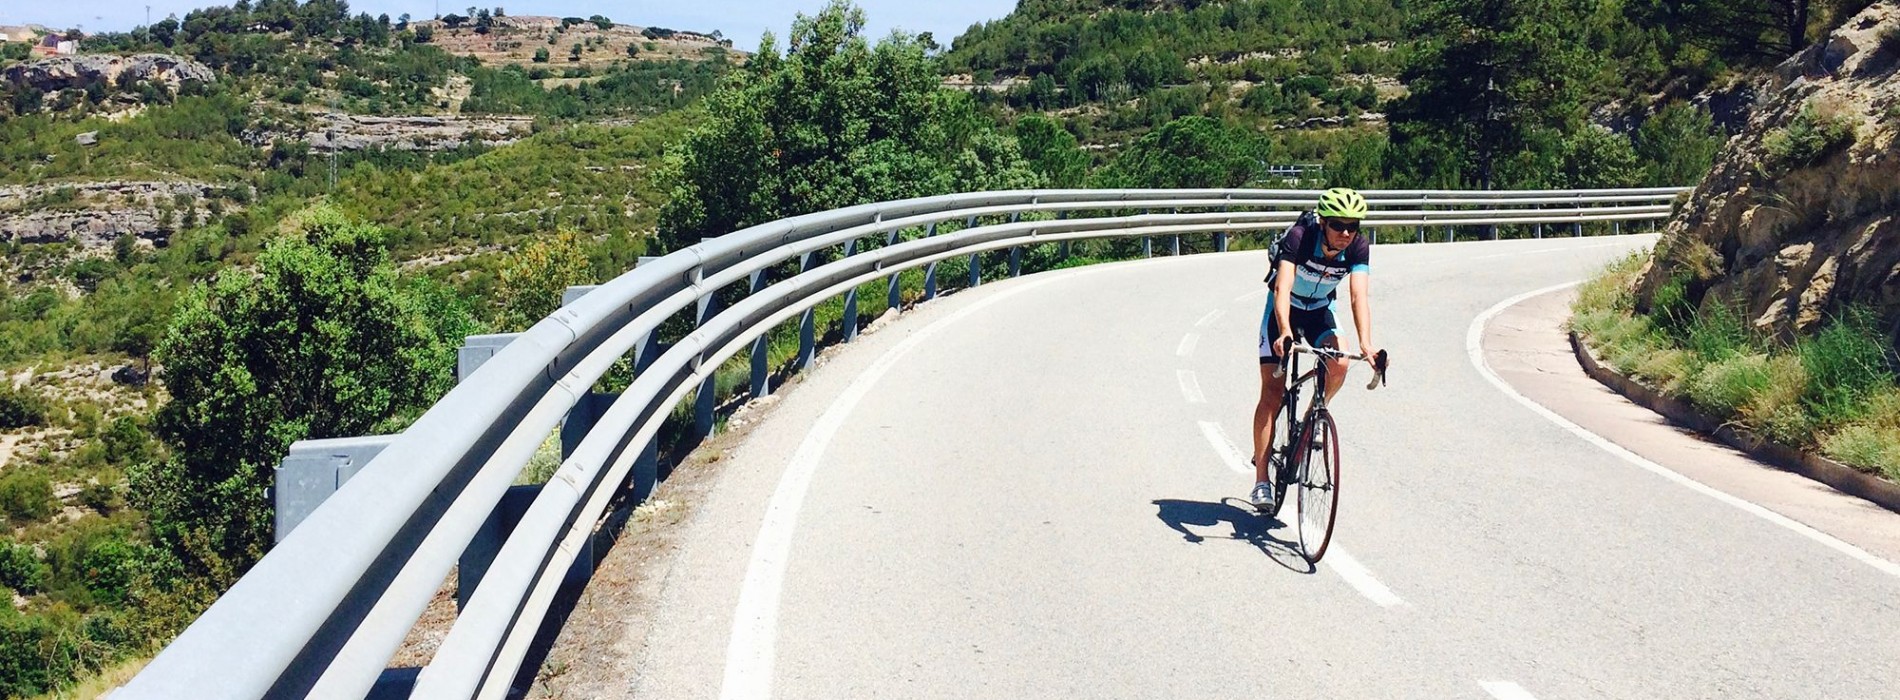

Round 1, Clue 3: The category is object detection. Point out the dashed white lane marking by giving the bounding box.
[1194,308,1225,327]
[1196,421,1405,606]
[1233,289,1269,304]
[1472,239,1648,260]
[1480,680,1538,700]
[1176,333,1199,357]
[1469,282,1900,580]
[1324,547,1406,607]
[721,275,1068,700]
[1197,421,1252,475]
[1177,370,1206,404]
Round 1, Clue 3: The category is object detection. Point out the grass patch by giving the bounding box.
[1762,101,1858,173]
[1572,250,1899,478]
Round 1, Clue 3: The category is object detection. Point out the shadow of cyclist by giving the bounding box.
[1151,498,1312,573]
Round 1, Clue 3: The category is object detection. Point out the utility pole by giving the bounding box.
[146,5,151,26]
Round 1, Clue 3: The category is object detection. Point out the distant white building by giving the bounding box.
[56,40,75,54]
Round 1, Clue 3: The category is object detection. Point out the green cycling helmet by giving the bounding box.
[1316,187,1368,219]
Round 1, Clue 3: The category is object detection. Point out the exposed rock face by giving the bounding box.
[1638,2,1900,348]
[302,111,534,152]
[2,53,215,93]
[0,180,243,249]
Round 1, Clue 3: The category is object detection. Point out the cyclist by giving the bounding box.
[1251,187,1381,511]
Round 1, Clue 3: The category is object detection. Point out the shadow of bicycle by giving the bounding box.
[1151,498,1313,574]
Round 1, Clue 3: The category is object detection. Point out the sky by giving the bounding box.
[2,1,1020,52]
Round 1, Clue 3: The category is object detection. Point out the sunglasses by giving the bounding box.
[1324,219,1361,234]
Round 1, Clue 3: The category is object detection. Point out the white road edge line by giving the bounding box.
[1194,308,1225,327]
[1468,282,1900,580]
[1480,680,1538,700]
[721,275,1070,700]
[1233,289,1269,304]
[1324,547,1406,607]
[1177,333,1200,357]
[1197,421,1252,475]
[1177,370,1206,404]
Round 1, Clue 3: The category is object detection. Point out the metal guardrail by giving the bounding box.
[115,187,1686,699]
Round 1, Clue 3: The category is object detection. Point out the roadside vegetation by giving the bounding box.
[1571,253,1900,480]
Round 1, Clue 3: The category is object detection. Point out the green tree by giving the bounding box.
[1624,0,1812,62]
[1389,0,1595,193]
[1094,115,1259,188]
[1013,115,1090,188]
[131,206,469,582]
[533,46,550,63]
[657,1,1039,251]
[493,230,596,331]
[1634,101,1723,186]
[1558,126,1643,188]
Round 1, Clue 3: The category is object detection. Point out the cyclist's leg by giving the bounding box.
[1253,298,1288,480]
[1310,303,1351,402]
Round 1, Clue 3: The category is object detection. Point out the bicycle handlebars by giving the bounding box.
[1272,342,1389,390]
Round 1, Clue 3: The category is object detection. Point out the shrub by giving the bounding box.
[0,383,48,429]
[1762,102,1857,172]
[0,541,46,594]
[1739,354,1814,444]
[0,470,57,525]
[1684,296,1756,362]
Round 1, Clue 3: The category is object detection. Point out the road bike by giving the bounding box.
[1263,341,1387,563]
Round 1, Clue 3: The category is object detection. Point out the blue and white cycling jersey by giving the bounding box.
[1264,215,1370,311]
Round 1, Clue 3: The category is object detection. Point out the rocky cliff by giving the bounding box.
[2,53,215,93]
[1639,2,1900,348]
[0,180,241,249]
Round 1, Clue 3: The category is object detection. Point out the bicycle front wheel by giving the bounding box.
[1296,410,1341,563]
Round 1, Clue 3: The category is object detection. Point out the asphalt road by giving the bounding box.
[623,234,1900,700]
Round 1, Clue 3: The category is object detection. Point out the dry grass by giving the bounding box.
[24,655,148,700]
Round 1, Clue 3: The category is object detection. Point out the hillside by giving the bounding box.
[417,14,735,68]
[1637,3,1900,343]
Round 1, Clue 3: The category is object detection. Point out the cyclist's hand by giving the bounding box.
[1363,346,1384,369]
[1275,333,1295,359]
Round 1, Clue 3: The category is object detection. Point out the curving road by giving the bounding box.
[606,235,1900,699]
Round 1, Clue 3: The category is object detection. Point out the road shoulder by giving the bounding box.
[1480,286,1900,564]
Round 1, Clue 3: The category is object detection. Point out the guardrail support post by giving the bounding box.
[1008,211,1023,277]
[1057,210,1070,261]
[1535,222,1543,239]
[1215,232,1229,252]
[886,227,903,312]
[923,223,940,301]
[798,250,819,368]
[1573,221,1583,237]
[1613,221,1622,236]
[457,485,593,613]
[695,280,720,438]
[967,215,982,288]
[750,269,771,399]
[843,237,861,343]
[1143,208,1152,258]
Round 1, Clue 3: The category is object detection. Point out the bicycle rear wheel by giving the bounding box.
[1296,410,1341,563]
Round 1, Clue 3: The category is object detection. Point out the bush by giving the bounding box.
[1762,102,1857,172]
[1797,306,1895,428]
[0,470,57,525]
[0,541,46,594]
[0,383,48,429]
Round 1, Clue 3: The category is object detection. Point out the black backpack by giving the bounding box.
[1264,210,1322,285]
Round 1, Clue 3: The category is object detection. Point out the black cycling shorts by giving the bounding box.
[1258,296,1338,364]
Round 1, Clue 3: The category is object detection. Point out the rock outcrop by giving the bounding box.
[1637,2,1900,348]
[2,53,215,93]
[300,111,533,152]
[0,180,242,249]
